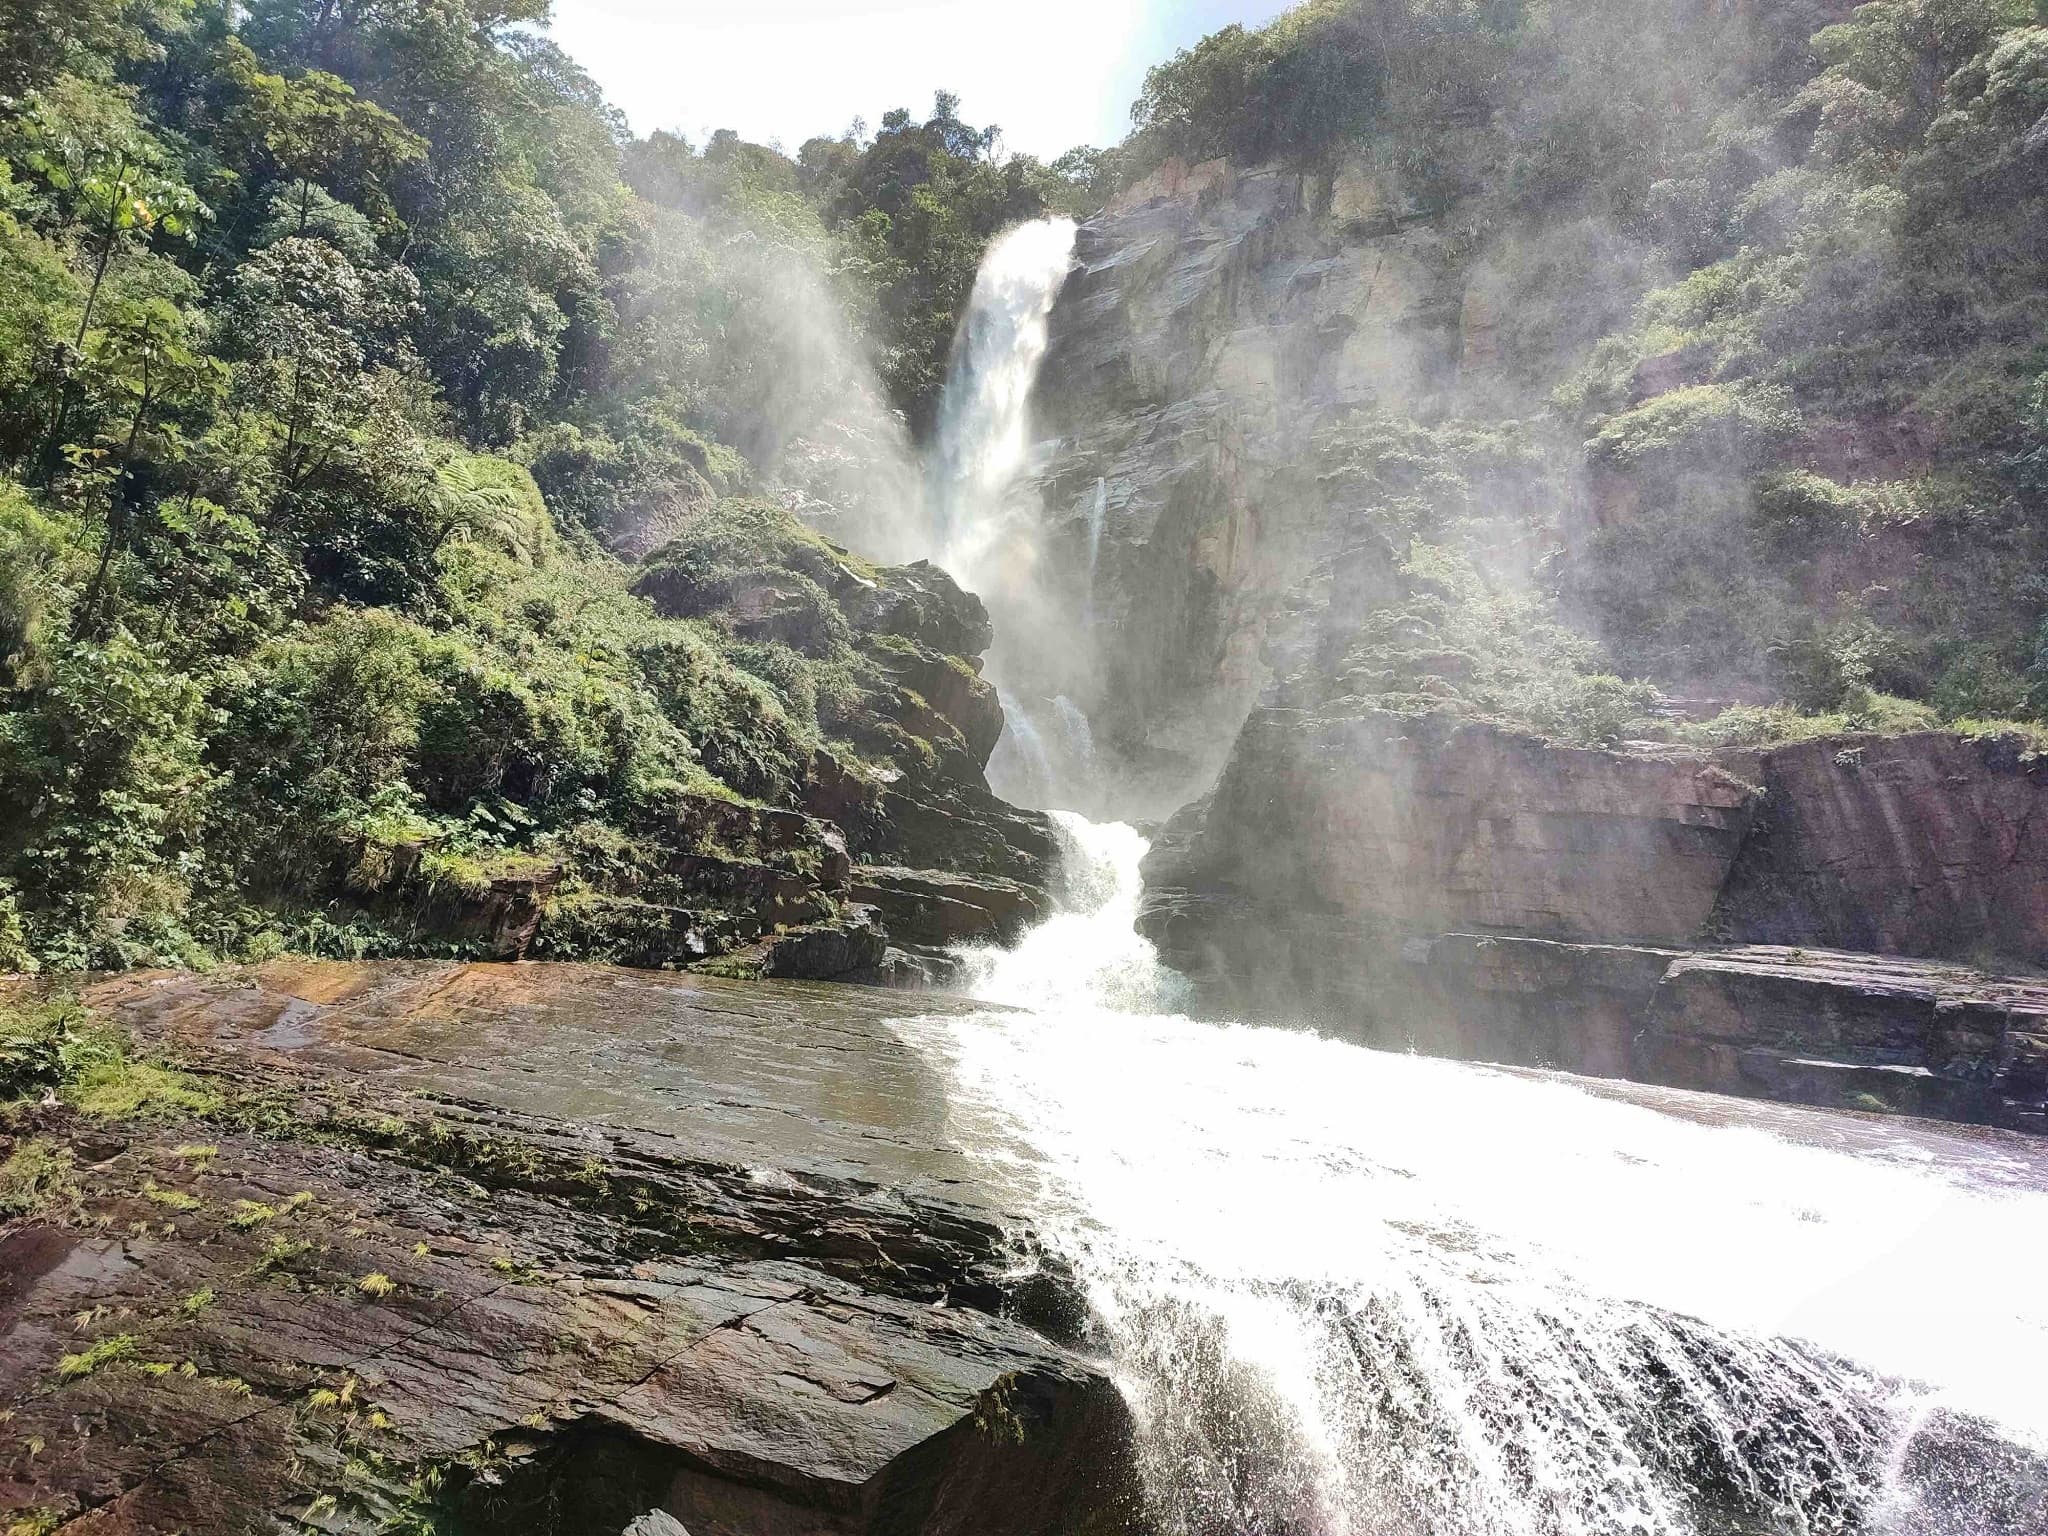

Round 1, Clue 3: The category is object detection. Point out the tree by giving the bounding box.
[224,233,417,490]
[0,0,182,97]
[216,37,427,229]
[9,81,206,347]
[72,296,227,630]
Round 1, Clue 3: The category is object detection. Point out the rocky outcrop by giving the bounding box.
[420,528,1066,985]
[1714,732,2048,960]
[850,867,1050,949]
[1147,709,1760,949]
[0,963,1144,1534]
[1399,937,2048,1132]
[1017,163,1472,815]
[1142,708,2048,1130]
[1637,947,2048,1128]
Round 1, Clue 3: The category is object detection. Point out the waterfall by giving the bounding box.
[901,818,2048,1536]
[913,213,2048,1536]
[989,685,1055,809]
[930,216,1077,585]
[950,812,1184,1016]
[926,217,1094,813]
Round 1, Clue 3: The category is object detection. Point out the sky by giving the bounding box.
[545,0,1297,160]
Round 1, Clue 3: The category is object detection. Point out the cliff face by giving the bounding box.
[1140,710,2048,1131]
[1023,160,1466,815]
[1023,152,1671,818]
[1030,143,2048,1131]
[1170,710,1759,947]
[1715,733,2048,960]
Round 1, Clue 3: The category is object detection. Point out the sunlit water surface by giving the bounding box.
[893,814,2048,1536]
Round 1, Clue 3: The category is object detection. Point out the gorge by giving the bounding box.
[6,1,2048,1533]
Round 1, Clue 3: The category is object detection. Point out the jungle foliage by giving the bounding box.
[1108,0,2048,746]
[0,0,1073,970]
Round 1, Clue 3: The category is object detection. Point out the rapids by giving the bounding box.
[896,220,2048,1534]
[896,817,2048,1536]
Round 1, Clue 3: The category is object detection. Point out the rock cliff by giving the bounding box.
[1140,709,2048,1132]
[0,963,1144,1534]
[1022,152,1636,817]
[1027,142,2048,1133]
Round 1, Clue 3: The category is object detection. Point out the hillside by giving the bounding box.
[1023,0,2048,815]
[0,0,1089,974]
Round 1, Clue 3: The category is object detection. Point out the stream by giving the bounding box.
[892,215,2048,1534]
[891,814,2048,1535]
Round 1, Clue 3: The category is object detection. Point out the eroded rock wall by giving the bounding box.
[1022,144,1653,819]
[1140,708,2048,1131]
[1023,161,1478,815]
[1715,733,2048,960]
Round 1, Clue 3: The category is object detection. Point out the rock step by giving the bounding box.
[532,895,759,967]
[852,865,1051,947]
[1403,934,2048,1130]
[705,904,890,983]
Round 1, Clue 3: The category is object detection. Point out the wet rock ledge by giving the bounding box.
[0,962,1142,1536]
[1141,711,2048,1132]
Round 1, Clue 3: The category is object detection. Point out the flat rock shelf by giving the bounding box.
[0,962,1142,1536]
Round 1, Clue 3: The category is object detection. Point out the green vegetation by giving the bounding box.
[0,1136,77,1216]
[55,1331,139,1381]
[2,987,219,1119]
[1295,412,1660,745]
[0,2,1056,972]
[1558,0,2048,723]
[1114,1,2048,744]
[7,998,214,1116]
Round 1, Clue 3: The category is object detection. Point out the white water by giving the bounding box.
[925,216,1102,813]
[906,226,2048,1533]
[930,217,1077,590]
[903,819,2048,1536]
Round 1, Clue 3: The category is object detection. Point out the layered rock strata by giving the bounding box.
[1141,711,2048,1131]
[0,962,1142,1535]
[389,542,1058,985]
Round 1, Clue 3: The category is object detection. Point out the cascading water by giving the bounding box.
[925,216,1090,811]
[901,822,2048,1536]
[911,219,2048,1534]
[930,216,1077,590]
[951,811,1185,1016]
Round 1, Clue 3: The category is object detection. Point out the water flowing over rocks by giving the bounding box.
[0,962,1143,1535]
[1140,708,2048,1131]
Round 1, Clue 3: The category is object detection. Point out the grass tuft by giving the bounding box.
[56,1334,139,1382]
[0,1138,78,1218]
